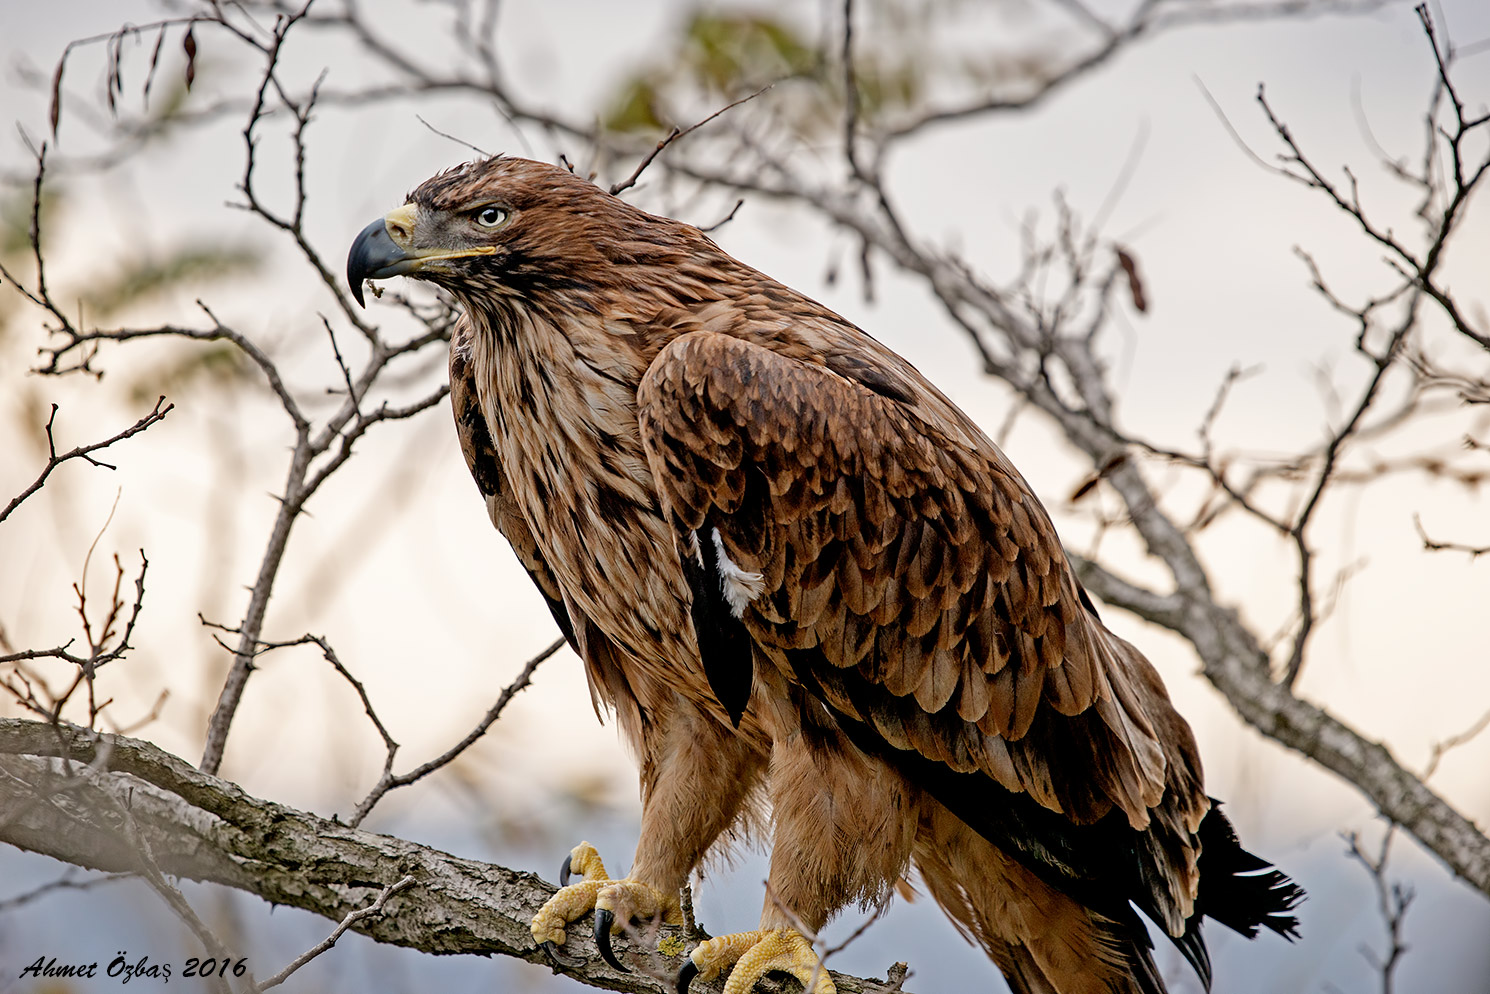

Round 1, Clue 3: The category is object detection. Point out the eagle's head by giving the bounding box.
[346,155,696,310]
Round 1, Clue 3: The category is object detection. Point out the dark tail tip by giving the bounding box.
[1196,802,1305,941]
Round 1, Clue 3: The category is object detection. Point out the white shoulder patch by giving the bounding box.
[712,527,764,618]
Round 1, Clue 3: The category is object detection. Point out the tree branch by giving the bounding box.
[0,398,173,525]
[0,718,907,994]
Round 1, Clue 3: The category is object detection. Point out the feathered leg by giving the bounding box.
[533,693,765,969]
[681,712,921,994]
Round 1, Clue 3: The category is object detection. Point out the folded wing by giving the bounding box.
[636,330,1211,941]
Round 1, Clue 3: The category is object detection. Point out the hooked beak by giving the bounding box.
[345,203,495,307]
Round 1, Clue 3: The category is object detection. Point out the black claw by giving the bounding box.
[540,940,583,971]
[559,853,574,888]
[593,908,627,972]
[676,958,699,994]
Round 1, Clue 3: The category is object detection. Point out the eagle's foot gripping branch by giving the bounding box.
[531,841,681,972]
[678,928,835,994]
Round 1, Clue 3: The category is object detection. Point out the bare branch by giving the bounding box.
[1281,306,1416,688]
[1343,829,1413,994]
[252,875,416,991]
[1,548,149,740]
[0,869,131,913]
[1423,706,1490,781]
[0,398,172,525]
[883,0,1390,142]
[1414,513,1490,559]
[700,198,745,233]
[841,0,865,183]
[609,85,773,198]
[112,789,235,994]
[349,636,564,827]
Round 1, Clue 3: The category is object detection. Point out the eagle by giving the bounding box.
[347,156,1301,994]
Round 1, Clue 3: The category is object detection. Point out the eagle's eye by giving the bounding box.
[474,206,508,228]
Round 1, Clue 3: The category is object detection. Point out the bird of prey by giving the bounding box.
[347,156,1302,994]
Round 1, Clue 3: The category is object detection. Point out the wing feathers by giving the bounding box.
[956,653,995,722]
[637,330,1211,941]
[911,643,959,713]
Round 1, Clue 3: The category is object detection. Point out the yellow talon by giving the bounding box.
[683,928,835,994]
[532,841,612,946]
[532,878,607,946]
[530,841,681,970]
[592,877,682,970]
[565,841,609,884]
[595,878,682,929]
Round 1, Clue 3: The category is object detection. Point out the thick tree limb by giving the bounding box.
[0,718,906,994]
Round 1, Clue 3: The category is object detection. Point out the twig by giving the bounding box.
[415,113,490,158]
[0,869,132,913]
[228,630,399,760]
[348,636,563,826]
[1423,706,1490,780]
[251,875,415,991]
[841,0,864,183]
[609,85,772,197]
[822,899,892,961]
[112,787,235,994]
[0,399,173,525]
[699,198,745,233]
[1413,513,1490,559]
[0,549,149,736]
[1343,828,1413,994]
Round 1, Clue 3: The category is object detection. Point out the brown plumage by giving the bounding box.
[349,156,1301,994]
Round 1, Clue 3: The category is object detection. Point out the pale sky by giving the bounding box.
[1,1,1488,992]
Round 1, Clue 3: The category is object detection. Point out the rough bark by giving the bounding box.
[0,718,906,994]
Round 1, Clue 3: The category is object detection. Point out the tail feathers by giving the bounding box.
[997,942,1060,994]
[916,806,1173,994]
[912,795,1301,994]
[1169,925,1212,992]
[1123,939,1168,994]
[1195,803,1305,942]
[995,919,1169,994]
